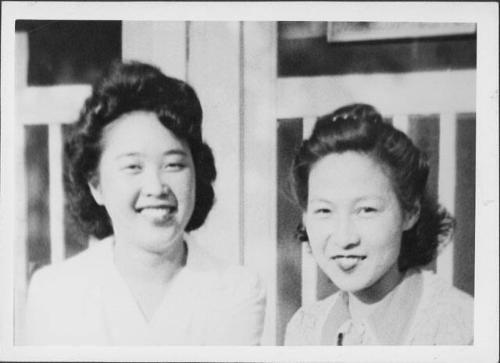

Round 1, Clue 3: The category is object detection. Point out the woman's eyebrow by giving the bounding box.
[163,149,188,157]
[114,152,141,160]
[308,197,332,204]
[353,195,386,204]
[113,149,188,160]
[308,195,385,203]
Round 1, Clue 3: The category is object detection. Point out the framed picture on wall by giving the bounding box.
[327,22,476,42]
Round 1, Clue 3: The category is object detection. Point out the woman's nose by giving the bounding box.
[329,215,360,250]
[141,168,168,196]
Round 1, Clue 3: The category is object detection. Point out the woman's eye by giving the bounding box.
[313,208,331,215]
[357,207,378,216]
[164,162,185,171]
[123,164,142,173]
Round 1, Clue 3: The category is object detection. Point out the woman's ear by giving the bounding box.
[88,174,104,206]
[403,201,421,231]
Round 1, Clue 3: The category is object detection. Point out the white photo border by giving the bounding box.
[1,1,498,362]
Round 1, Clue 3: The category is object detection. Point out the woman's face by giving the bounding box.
[304,151,417,300]
[89,111,196,254]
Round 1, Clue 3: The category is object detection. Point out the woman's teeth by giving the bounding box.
[139,207,174,219]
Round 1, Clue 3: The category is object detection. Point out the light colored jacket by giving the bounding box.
[24,235,266,345]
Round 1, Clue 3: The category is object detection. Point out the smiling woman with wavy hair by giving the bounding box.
[286,103,473,346]
[25,61,265,346]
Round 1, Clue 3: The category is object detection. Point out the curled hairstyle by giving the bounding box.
[292,103,454,271]
[65,61,216,239]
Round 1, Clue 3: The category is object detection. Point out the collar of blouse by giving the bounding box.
[320,269,423,345]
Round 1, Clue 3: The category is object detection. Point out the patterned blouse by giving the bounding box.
[285,269,473,345]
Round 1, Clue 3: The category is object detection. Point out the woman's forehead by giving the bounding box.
[100,111,189,155]
[308,151,396,198]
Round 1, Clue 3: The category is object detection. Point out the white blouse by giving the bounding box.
[24,235,266,345]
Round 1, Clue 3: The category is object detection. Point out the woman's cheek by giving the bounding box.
[307,220,331,254]
[170,170,194,198]
[366,220,402,258]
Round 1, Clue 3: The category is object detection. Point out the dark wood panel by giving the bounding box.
[62,125,90,259]
[454,113,475,295]
[409,114,441,202]
[25,125,50,278]
[278,35,476,77]
[408,114,440,272]
[277,118,303,344]
[16,20,121,86]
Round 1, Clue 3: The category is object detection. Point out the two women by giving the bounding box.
[285,104,473,345]
[25,62,265,345]
[25,61,472,346]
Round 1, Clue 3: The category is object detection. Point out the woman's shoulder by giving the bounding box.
[419,269,473,313]
[183,236,266,345]
[185,236,265,300]
[410,269,474,345]
[293,293,339,321]
[285,292,340,345]
[29,238,112,292]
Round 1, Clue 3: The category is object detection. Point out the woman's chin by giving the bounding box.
[331,279,370,294]
[324,267,373,294]
[115,227,185,254]
[139,237,184,256]
[328,268,402,301]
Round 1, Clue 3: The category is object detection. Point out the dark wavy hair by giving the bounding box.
[65,61,216,239]
[292,103,454,271]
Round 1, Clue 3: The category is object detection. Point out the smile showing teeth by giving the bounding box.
[138,207,175,221]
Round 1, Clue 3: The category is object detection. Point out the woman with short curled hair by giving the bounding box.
[285,104,473,345]
[25,61,265,345]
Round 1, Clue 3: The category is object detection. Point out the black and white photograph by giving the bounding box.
[0,2,498,362]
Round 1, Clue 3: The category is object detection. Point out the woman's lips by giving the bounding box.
[332,255,366,271]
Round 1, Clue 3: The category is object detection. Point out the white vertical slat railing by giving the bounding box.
[241,22,279,345]
[187,22,242,264]
[300,116,319,305]
[437,112,457,283]
[48,124,66,263]
[392,113,411,134]
[14,32,29,344]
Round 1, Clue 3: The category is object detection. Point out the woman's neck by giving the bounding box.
[112,236,187,321]
[113,237,187,286]
[348,264,404,321]
[347,291,389,321]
